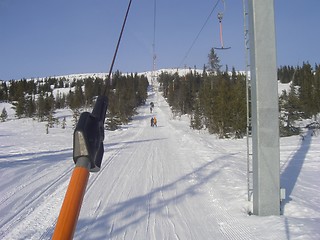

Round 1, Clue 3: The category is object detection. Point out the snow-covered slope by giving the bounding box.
[0,86,319,239]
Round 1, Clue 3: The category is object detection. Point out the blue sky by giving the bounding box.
[0,0,319,80]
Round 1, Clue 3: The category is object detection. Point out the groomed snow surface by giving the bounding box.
[0,86,319,240]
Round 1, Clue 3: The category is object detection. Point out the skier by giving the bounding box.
[151,117,154,127]
[153,116,157,127]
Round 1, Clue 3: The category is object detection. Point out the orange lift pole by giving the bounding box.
[52,158,90,239]
[52,0,132,238]
[52,96,108,239]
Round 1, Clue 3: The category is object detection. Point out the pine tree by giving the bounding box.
[44,93,55,118]
[14,96,26,118]
[212,74,231,138]
[297,62,315,119]
[1,107,8,122]
[105,112,121,131]
[199,75,215,133]
[37,93,46,121]
[207,48,222,73]
[0,82,9,101]
[314,64,320,120]
[61,117,67,129]
[71,84,84,109]
[47,111,55,128]
[72,109,80,129]
[278,65,295,84]
[26,95,36,118]
[84,77,95,105]
[190,99,203,130]
[230,72,247,138]
[279,83,301,136]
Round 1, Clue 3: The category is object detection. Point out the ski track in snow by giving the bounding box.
[73,89,266,240]
[0,84,319,239]
[0,156,74,239]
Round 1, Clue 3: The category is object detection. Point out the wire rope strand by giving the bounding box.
[153,0,156,55]
[103,0,133,96]
[178,0,221,68]
[152,0,157,83]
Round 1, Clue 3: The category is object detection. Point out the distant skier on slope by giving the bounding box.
[150,102,154,113]
[151,117,154,127]
[153,116,157,127]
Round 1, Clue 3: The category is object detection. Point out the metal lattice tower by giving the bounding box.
[243,0,253,202]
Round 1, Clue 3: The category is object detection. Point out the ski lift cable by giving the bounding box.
[152,0,157,82]
[103,0,133,96]
[222,0,226,13]
[178,0,221,68]
[153,0,157,56]
[52,0,133,238]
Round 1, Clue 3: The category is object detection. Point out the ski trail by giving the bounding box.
[0,162,73,239]
[73,88,254,239]
[0,86,294,239]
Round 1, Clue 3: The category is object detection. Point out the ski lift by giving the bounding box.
[214,0,230,50]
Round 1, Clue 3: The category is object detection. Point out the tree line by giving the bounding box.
[158,67,247,138]
[158,49,320,138]
[278,62,320,136]
[1,49,319,138]
[0,71,149,130]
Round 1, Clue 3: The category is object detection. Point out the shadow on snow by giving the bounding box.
[280,130,312,213]
[0,148,72,168]
[74,157,228,239]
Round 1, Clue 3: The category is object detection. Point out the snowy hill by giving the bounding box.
[2,68,290,97]
[0,84,319,239]
[8,68,199,82]
[4,67,238,82]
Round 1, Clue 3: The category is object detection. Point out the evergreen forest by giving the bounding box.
[0,71,149,131]
[157,49,320,138]
[1,48,320,138]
